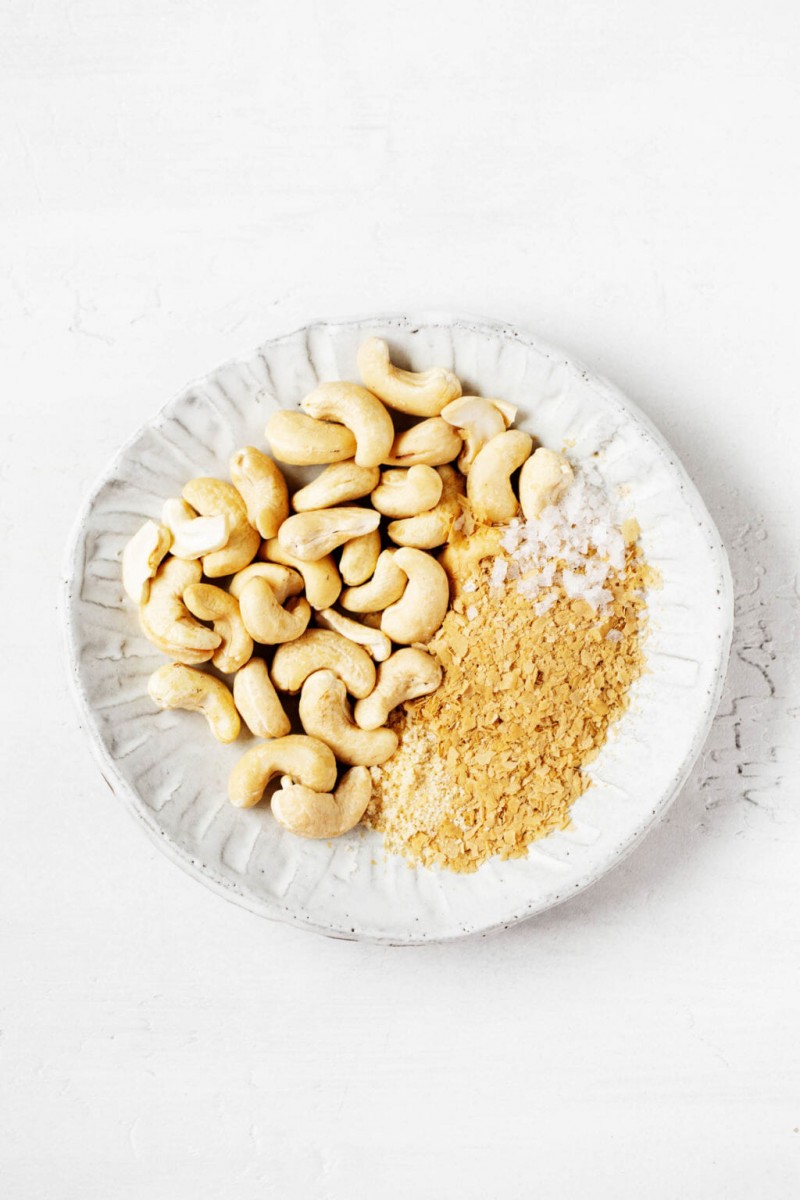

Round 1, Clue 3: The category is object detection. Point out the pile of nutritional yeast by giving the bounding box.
[365,462,652,873]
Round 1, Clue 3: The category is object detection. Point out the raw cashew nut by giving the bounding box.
[385,418,463,467]
[239,577,311,645]
[271,767,372,839]
[228,562,304,602]
[340,550,407,613]
[148,663,240,743]
[139,557,221,664]
[315,608,392,662]
[357,337,462,416]
[299,670,398,766]
[161,498,228,561]
[278,507,381,562]
[228,734,337,809]
[265,410,356,465]
[441,396,514,473]
[301,382,395,468]
[354,647,443,730]
[291,460,379,512]
[380,548,449,644]
[262,539,342,609]
[122,520,172,604]
[182,478,260,577]
[230,447,289,538]
[184,583,253,674]
[466,430,534,524]
[518,447,574,520]
[271,629,376,698]
[232,658,290,739]
[386,465,465,548]
[370,465,443,518]
[339,528,381,586]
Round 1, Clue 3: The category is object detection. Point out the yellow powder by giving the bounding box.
[365,544,648,872]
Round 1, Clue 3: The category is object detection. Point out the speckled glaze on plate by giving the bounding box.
[61,315,733,944]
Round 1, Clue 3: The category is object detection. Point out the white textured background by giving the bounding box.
[2,1,799,1197]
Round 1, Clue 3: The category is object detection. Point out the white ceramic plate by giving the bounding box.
[62,315,733,943]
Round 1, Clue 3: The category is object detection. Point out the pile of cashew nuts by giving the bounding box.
[122,337,574,840]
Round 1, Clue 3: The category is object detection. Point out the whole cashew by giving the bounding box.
[385,418,463,467]
[148,663,240,743]
[370,464,443,518]
[277,507,381,562]
[265,410,356,465]
[271,766,372,839]
[261,538,342,609]
[291,460,379,512]
[184,583,253,674]
[122,520,172,604]
[340,549,407,613]
[228,734,337,809]
[354,647,443,730]
[314,607,392,662]
[518,447,574,520]
[239,577,311,645]
[466,430,534,523]
[380,548,449,644]
[160,498,228,561]
[299,670,398,766]
[228,562,304,603]
[230,447,289,539]
[301,382,395,468]
[386,465,465,548]
[356,337,462,416]
[271,629,376,698]
[339,528,381,586]
[139,557,221,664]
[181,478,260,577]
[440,396,514,473]
[232,658,290,739]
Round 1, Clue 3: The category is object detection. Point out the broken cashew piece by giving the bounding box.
[314,607,392,662]
[232,658,290,739]
[184,583,253,674]
[356,337,462,416]
[160,498,228,562]
[278,507,381,562]
[380,548,449,644]
[148,663,240,744]
[139,557,221,664]
[228,562,304,603]
[339,528,381,586]
[271,767,372,839]
[518,447,574,520]
[122,520,172,604]
[238,577,311,645]
[265,410,356,465]
[301,382,394,469]
[441,396,514,473]
[299,670,398,766]
[340,549,407,613]
[354,647,443,730]
[291,460,379,512]
[271,629,376,699]
[386,465,465,548]
[385,418,463,467]
[371,464,443,518]
[182,478,260,577]
[228,734,337,809]
[467,430,534,524]
[261,538,342,609]
[230,447,289,539]
[440,526,505,591]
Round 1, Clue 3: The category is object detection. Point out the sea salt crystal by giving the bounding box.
[488,462,628,614]
[466,605,478,620]
[463,579,477,593]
